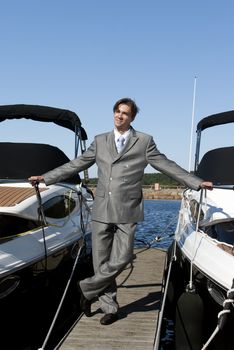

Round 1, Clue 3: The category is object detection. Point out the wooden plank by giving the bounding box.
[59,248,166,350]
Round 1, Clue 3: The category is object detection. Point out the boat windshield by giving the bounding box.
[205,221,234,245]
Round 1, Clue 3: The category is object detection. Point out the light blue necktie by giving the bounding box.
[116,135,125,153]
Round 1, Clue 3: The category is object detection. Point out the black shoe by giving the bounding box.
[78,285,92,317]
[100,313,118,325]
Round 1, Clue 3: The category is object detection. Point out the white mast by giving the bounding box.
[188,76,197,172]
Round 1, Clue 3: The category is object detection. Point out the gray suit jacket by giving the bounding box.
[43,128,203,223]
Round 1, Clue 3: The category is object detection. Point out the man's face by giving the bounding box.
[114,103,134,132]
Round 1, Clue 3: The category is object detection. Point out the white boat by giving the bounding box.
[0,104,93,299]
[168,111,234,349]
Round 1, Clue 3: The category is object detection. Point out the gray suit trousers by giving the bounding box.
[80,221,136,314]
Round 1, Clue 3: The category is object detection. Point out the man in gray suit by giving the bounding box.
[29,98,212,325]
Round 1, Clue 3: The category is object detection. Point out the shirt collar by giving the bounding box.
[114,128,131,142]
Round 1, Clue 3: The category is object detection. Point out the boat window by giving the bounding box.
[189,199,204,222]
[43,195,76,218]
[205,221,234,245]
[0,214,39,239]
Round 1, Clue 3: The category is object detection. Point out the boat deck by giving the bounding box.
[0,186,47,206]
[58,248,166,350]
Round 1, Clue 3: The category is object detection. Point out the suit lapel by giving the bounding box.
[107,131,118,159]
[123,128,138,154]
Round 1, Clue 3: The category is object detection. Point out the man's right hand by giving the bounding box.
[28,175,45,186]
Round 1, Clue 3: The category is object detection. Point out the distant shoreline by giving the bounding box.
[142,187,183,200]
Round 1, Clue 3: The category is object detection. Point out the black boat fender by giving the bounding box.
[175,286,204,350]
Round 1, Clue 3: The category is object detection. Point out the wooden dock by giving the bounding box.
[58,248,166,350]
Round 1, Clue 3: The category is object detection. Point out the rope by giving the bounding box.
[38,244,84,350]
[201,282,234,349]
[34,182,48,272]
[201,310,231,350]
[188,188,204,290]
[35,182,92,350]
[134,214,178,249]
[153,239,177,350]
[201,326,220,350]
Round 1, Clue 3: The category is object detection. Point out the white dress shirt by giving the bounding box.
[114,129,131,149]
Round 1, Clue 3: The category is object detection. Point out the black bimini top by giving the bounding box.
[0,104,87,140]
[197,110,234,132]
[196,146,234,185]
[195,110,234,185]
[0,104,87,183]
[0,142,81,183]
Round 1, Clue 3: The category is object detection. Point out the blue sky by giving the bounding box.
[1,0,234,178]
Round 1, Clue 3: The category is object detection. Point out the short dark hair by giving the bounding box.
[113,97,139,119]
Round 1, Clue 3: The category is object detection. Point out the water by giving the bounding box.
[135,199,181,249]
[135,199,181,350]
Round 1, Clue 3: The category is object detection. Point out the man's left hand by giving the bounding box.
[200,181,213,190]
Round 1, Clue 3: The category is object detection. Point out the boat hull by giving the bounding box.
[0,182,93,298]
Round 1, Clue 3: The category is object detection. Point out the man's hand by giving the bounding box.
[200,181,213,190]
[28,175,45,186]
